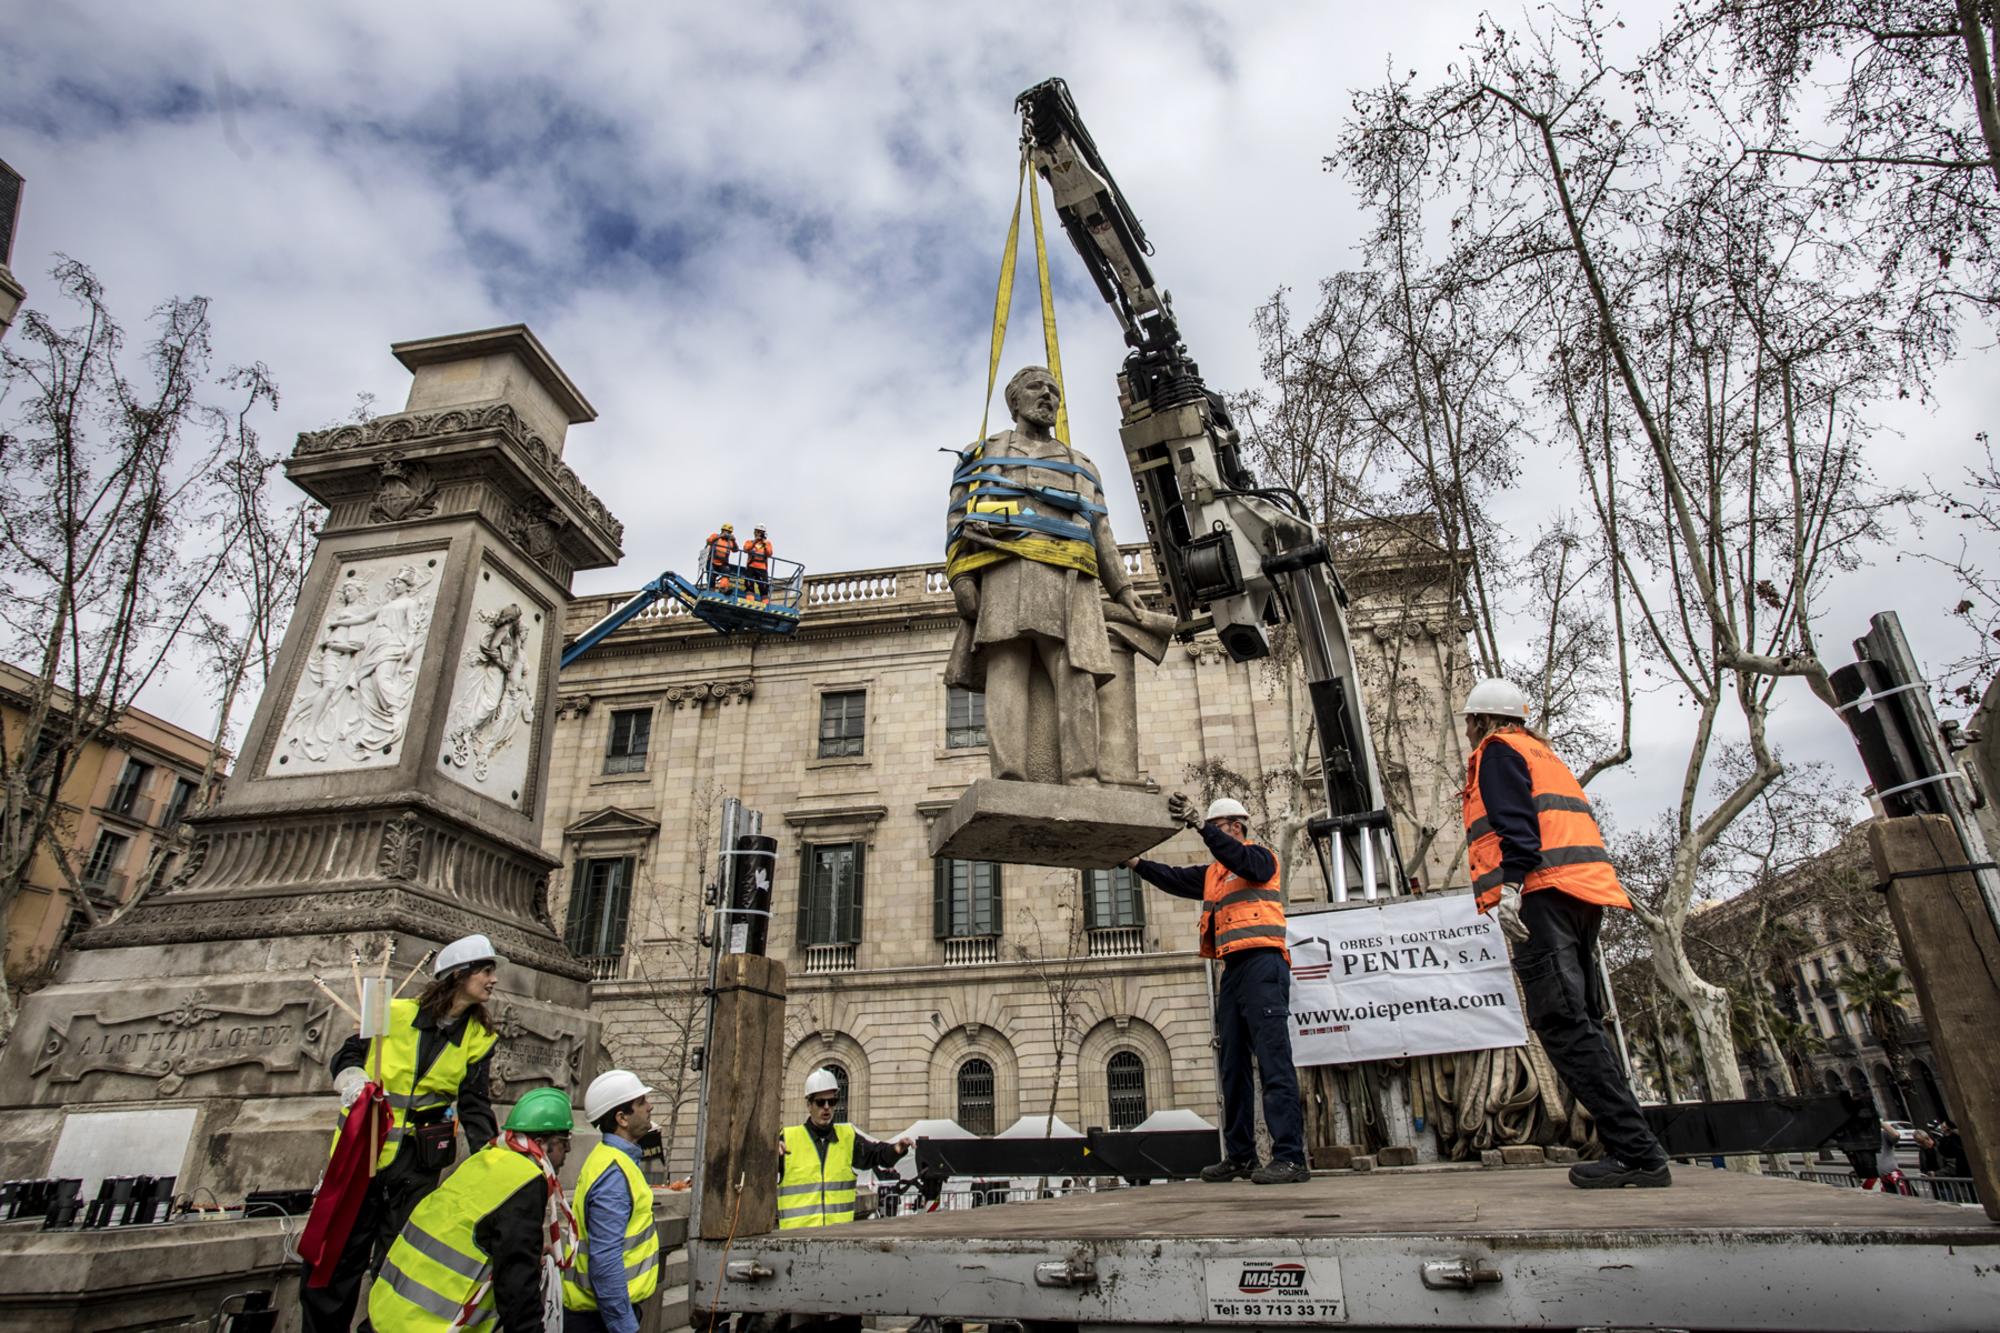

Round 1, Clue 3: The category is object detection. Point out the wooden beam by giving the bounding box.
[698,952,788,1240]
[1868,814,2000,1221]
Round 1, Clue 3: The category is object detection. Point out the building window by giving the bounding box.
[798,842,864,946]
[823,1063,851,1123]
[29,734,65,796]
[107,759,153,819]
[817,690,866,759]
[1083,867,1145,930]
[161,777,199,831]
[565,855,634,959]
[957,1057,996,1135]
[604,709,652,775]
[82,830,129,890]
[946,687,986,749]
[934,859,1001,939]
[1107,1051,1148,1130]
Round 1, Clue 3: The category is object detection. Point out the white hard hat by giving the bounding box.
[1461,678,1531,721]
[1205,798,1251,823]
[804,1067,841,1099]
[584,1069,654,1124]
[434,934,500,978]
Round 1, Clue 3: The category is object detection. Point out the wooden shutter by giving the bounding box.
[608,856,635,953]
[797,848,815,947]
[564,860,589,952]
[989,862,1002,938]
[934,858,950,939]
[845,842,866,944]
[1128,866,1146,928]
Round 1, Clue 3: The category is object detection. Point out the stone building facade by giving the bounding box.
[545,536,1469,1162]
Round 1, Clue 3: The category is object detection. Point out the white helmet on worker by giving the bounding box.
[803,1068,841,1099]
[434,933,500,979]
[1205,798,1251,824]
[1461,678,1531,722]
[584,1068,654,1124]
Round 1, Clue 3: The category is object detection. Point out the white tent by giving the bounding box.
[1132,1108,1215,1132]
[996,1113,1083,1139]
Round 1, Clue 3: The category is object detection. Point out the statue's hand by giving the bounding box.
[951,577,980,621]
[1115,587,1140,612]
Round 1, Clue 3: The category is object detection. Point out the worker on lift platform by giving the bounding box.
[706,523,739,594]
[744,525,773,600]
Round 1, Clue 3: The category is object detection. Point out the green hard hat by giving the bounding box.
[503,1087,574,1133]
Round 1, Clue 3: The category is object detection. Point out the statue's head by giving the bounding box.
[1004,366,1062,431]
[337,577,366,605]
[386,565,419,596]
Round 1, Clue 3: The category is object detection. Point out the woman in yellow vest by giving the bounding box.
[369,1087,577,1332]
[1124,796,1309,1185]
[1461,679,1671,1190]
[303,933,505,1333]
[563,1070,662,1332]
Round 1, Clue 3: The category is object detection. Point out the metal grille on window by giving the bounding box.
[604,708,651,774]
[957,1057,995,1136]
[946,686,986,749]
[818,691,866,758]
[826,1063,850,1123]
[1107,1050,1148,1129]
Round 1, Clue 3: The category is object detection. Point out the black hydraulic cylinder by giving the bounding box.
[725,834,777,956]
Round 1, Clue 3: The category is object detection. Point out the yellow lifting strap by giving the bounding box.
[977,147,1070,445]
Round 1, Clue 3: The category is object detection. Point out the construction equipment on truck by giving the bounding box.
[687,79,1999,1330]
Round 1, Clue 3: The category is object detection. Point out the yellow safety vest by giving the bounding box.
[562,1142,661,1311]
[332,998,499,1170]
[778,1123,856,1228]
[367,1144,543,1332]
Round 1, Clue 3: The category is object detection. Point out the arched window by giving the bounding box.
[957,1057,995,1135]
[822,1062,851,1123]
[1107,1051,1148,1130]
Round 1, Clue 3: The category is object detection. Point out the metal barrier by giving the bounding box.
[1773,1169,1981,1206]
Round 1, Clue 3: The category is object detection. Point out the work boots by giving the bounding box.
[1251,1159,1312,1185]
[1199,1158,1255,1182]
[1568,1156,1673,1189]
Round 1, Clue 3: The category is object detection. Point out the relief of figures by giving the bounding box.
[441,603,535,782]
[273,561,438,771]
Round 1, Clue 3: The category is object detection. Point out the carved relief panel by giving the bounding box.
[436,559,548,808]
[268,553,445,776]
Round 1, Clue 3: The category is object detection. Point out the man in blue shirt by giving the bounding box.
[564,1070,661,1333]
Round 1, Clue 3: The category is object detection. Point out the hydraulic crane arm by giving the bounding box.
[1017,78,1401,897]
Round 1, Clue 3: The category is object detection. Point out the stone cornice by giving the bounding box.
[293,400,623,554]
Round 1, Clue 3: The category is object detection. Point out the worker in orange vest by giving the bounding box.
[1462,678,1671,1189]
[743,525,773,600]
[706,523,738,593]
[1124,795,1308,1185]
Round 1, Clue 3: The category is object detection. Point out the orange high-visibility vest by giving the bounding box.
[1198,840,1289,962]
[708,533,738,569]
[744,538,772,573]
[1463,729,1629,913]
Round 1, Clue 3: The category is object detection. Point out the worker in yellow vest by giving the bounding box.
[1461,678,1671,1189]
[304,933,504,1333]
[369,1087,577,1331]
[563,1070,661,1332]
[779,1069,912,1230]
[1124,796,1308,1185]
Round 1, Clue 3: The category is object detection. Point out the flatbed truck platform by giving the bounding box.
[694,1164,1995,1331]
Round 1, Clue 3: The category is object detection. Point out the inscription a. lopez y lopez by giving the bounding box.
[31,990,333,1089]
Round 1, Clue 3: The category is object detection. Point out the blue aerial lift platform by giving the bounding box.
[560,543,804,669]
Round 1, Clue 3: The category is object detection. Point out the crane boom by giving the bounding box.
[1016,77,1401,896]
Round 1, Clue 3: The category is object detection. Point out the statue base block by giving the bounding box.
[926,778,1178,869]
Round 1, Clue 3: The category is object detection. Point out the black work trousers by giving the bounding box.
[300,1144,441,1333]
[1514,889,1664,1167]
[1216,947,1306,1165]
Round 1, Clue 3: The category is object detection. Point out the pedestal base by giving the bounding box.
[926,778,1178,869]
[0,1216,300,1332]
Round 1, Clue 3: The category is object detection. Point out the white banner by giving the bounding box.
[1285,894,1527,1065]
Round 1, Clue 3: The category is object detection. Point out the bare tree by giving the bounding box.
[1005,870,1100,1143]
[0,261,271,1037]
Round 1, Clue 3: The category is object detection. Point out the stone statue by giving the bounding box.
[442,602,535,781]
[945,366,1147,786]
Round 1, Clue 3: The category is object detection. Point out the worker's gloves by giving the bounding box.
[1492,885,1529,944]
[335,1066,368,1110]
[1166,793,1201,829]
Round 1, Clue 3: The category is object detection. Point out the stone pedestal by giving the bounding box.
[926,778,1177,869]
[0,326,624,1198]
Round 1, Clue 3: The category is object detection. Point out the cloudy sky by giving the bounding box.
[4,1,1992,845]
